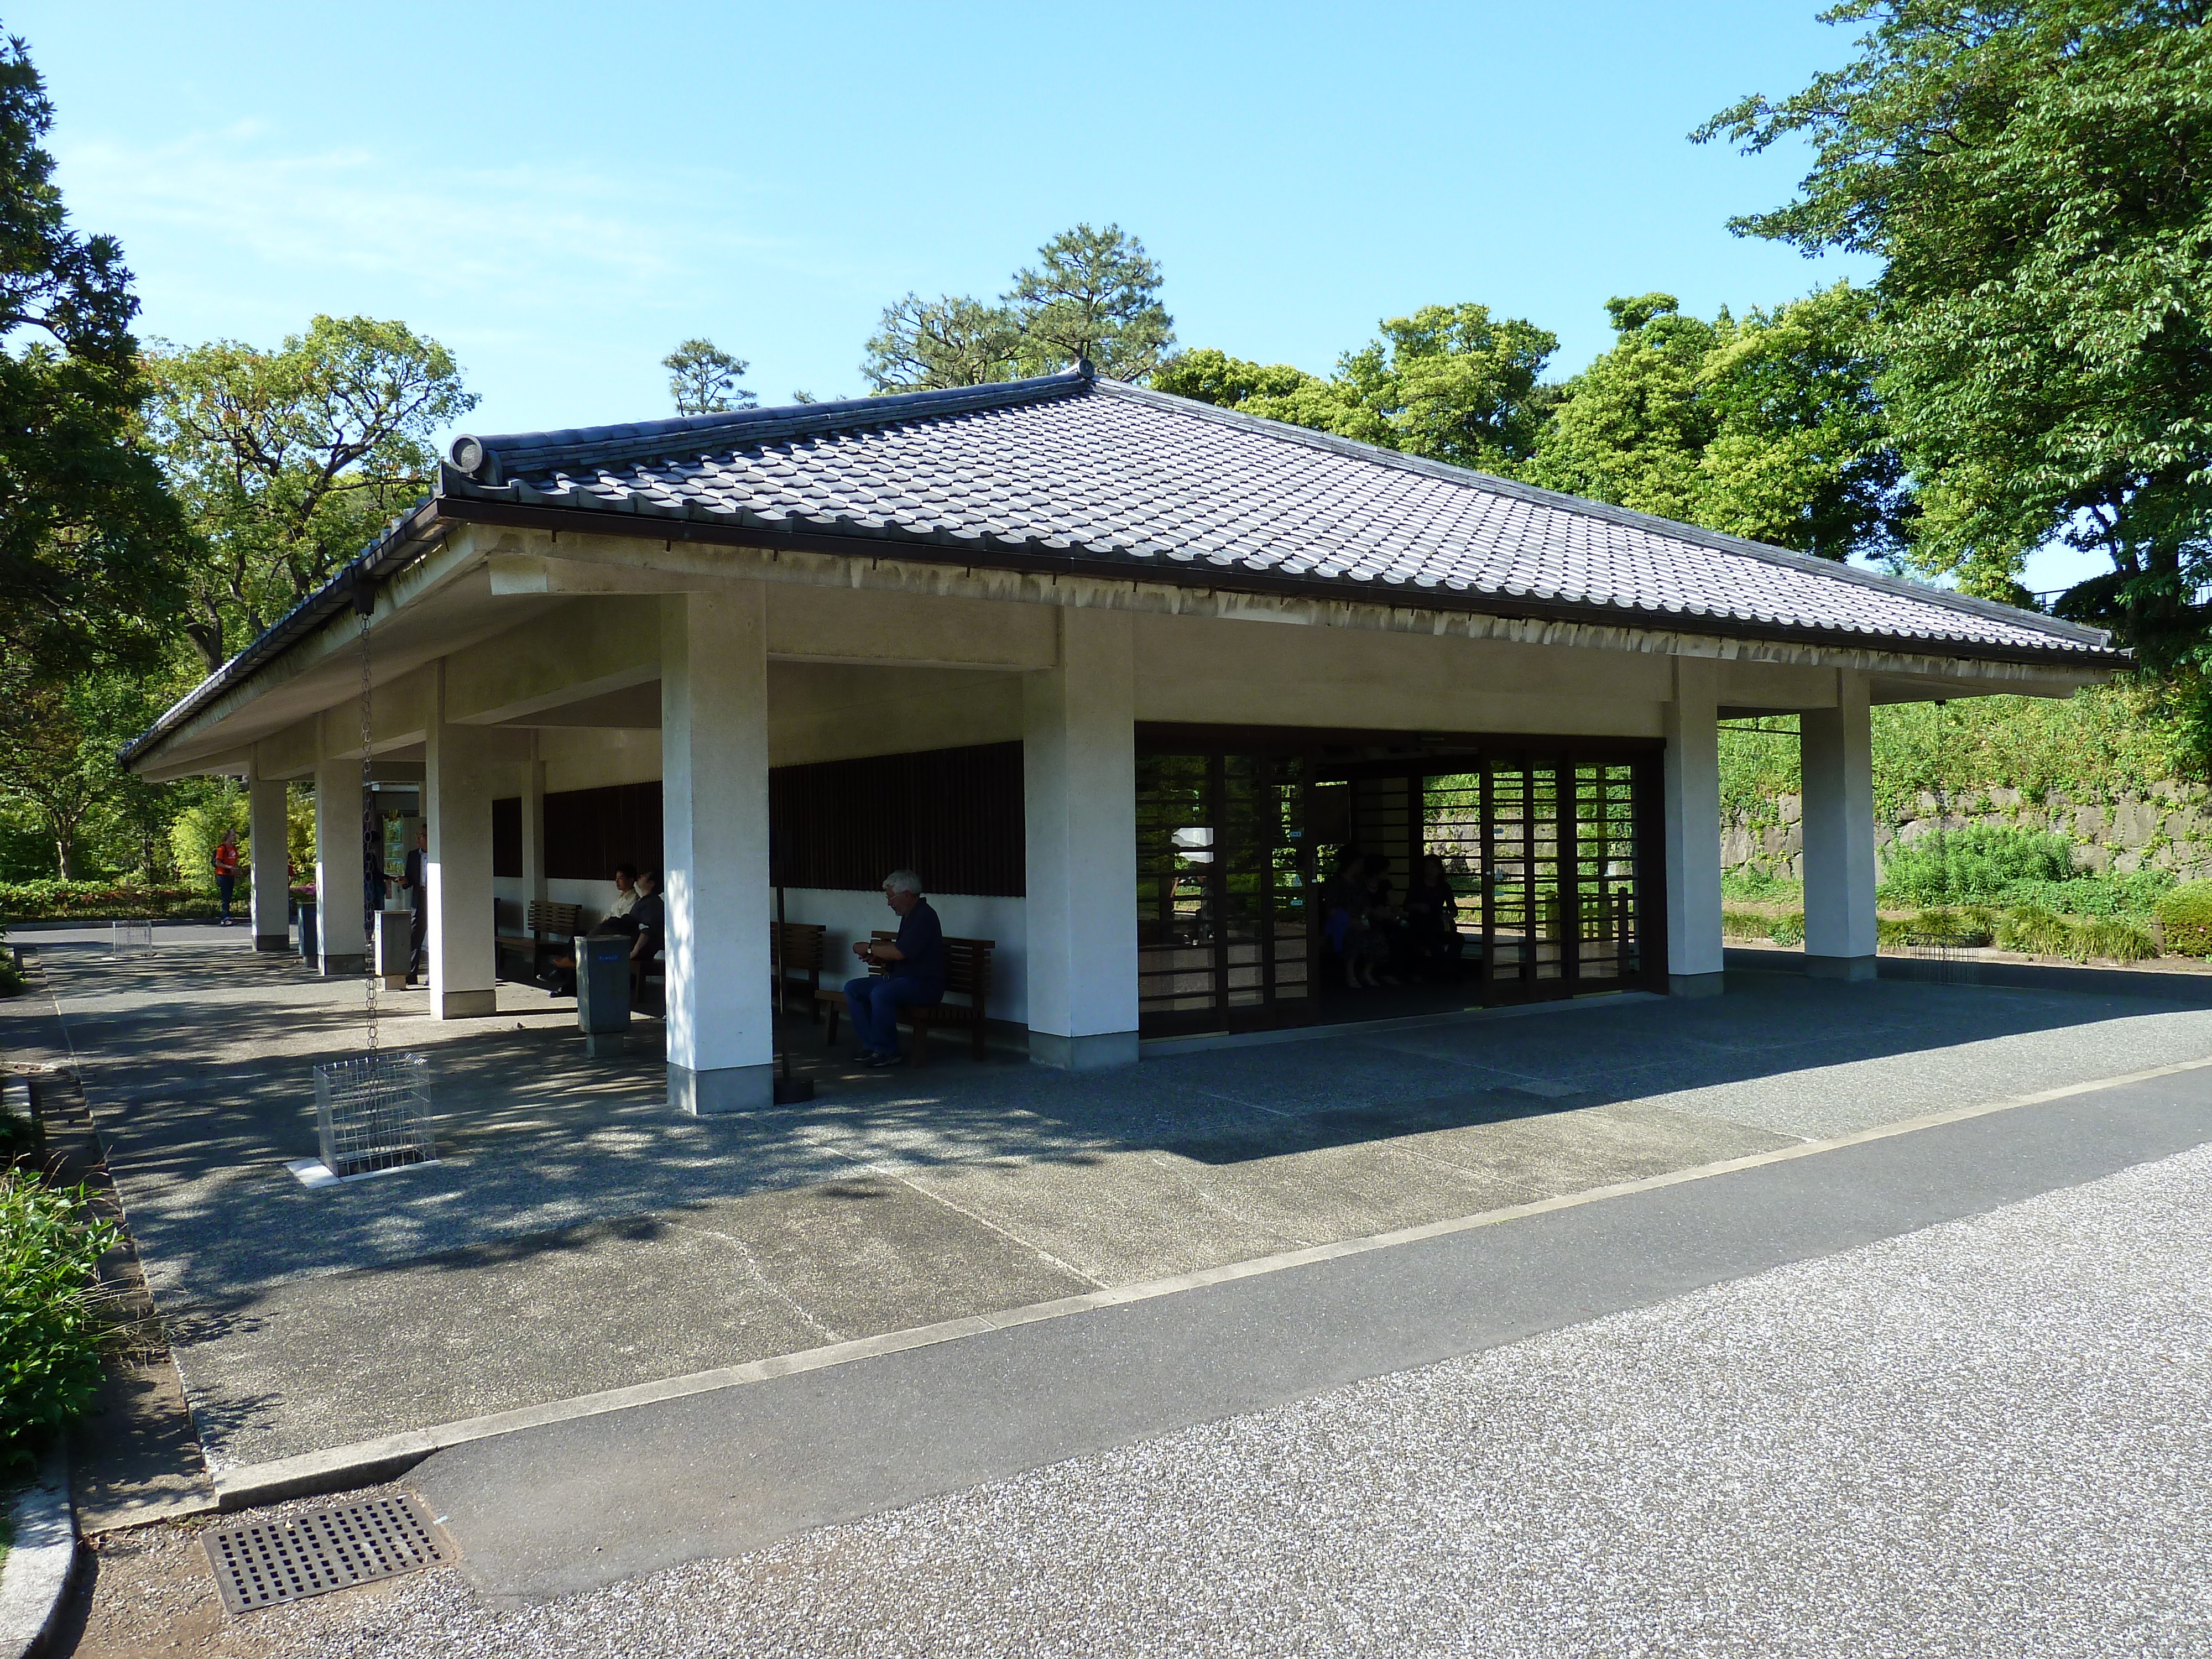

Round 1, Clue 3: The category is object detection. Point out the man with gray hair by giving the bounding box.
[844,869,946,1067]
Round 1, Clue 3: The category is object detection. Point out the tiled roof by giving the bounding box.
[442,369,2112,664]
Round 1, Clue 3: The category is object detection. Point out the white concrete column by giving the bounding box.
[1801,670,1879,978]
[1661,655,1724,996]
[1023,606,1139,1068]
[248,774,291,953]
[661,586,774,1113]
[426,664,500,1019]
[311,758,367,977]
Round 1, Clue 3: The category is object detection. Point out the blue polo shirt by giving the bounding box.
[892,899,945,998]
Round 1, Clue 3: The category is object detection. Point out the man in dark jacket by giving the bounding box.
[843,869,945,1067]
[401,825,428,987]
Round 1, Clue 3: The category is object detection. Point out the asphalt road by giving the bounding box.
[392,1064,2212,1616]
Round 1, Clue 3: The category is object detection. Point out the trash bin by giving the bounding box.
[575,933,632,1058]
[297,901,318,964]
[373,908,411,989]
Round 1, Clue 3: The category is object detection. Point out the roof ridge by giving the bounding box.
[1092,378,2111,650]
[448,369,1094,483]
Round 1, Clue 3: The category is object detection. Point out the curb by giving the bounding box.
[0,1447,75,1659]
[204,1051,2212,1515]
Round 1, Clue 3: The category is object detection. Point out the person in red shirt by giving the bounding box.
[213,830,242,926]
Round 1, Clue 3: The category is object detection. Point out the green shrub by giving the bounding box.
[1720,907,1803,946]
[1766,911,1805,946]
[2075,916,2159,963]
[0,881,214,923]
[2155,881,2212,957]
[1878,825,2078,907]
[1893,908,1995,948]
[1998,869,2174,918]
[1,1173,119,1474]
[1995,904,2077,958]
[1720,868,1803,903]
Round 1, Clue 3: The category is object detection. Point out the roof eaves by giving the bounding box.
[118,496,450,770]
[1093,378,2115,655]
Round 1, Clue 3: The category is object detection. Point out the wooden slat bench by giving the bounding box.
[774,920,827,1016]
[495,900,582,978]
[817,932,994,1065]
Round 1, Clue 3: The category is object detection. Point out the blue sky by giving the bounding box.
[12,1,2096,589]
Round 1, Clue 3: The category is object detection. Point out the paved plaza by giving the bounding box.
[11,924,2212,1490]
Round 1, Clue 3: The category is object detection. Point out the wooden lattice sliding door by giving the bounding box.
[1136,750,1312,1036]
[1136,728,1660,1035]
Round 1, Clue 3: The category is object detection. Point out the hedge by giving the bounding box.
[2155,881,2212,958]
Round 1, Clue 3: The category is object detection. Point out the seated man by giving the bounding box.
[536,863,644,996]
[843,869,945,1068]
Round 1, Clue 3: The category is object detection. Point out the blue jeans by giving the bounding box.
[844,974,940,1055]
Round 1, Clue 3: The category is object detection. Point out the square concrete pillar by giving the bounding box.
[248,775,291,952]
[311,758,367,977]
[661,586,774,1114]
[1802,670,1879,979]
[1662,656,1724,997]
[427,665,500,1020]
[1023,607,1140,1068]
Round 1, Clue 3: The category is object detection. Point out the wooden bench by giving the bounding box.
[817,932,994,1065]
[495,900,582,978]
[773,920,827,1016]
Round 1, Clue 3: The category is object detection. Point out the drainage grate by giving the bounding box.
[203,1494,451,1614]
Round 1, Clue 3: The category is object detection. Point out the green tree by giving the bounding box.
[0,33,187,684]
[862,294,1022,392]
[1156,304,1558,473]
[1527,288,1909,561]
[1005,223,1174,381]
[662,337,755,415]
[144,315,477,673]
[1695,0,2212,655]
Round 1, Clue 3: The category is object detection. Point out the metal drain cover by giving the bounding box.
[204,1494,451,1614]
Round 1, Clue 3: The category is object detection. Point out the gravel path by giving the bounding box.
[132,1134,2212,1658]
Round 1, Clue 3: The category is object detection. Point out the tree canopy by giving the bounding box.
[1526,285,1910,561]
[862,223,1175,392]
[1155,303,1558,473]
[143,315,476,672]
[663,337,755,415]
[0,32,186,684]
[1695,0,2212,659]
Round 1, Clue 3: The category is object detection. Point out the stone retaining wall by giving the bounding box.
[1724,780,2212,881]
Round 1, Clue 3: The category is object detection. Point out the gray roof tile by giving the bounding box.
[443,371,2114,664]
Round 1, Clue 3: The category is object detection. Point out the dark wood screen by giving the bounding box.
[769,742,1023,895]
[492,797,522,878]
[545,781,663,881]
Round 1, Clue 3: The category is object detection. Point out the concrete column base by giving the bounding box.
[582,1029,629,1059]
[1668,972,1726,998]
[1804,953,1879,982]
[433,988,498,1020]
[1029,1030,1141,1071]
[316,954,368,978]
[670,1061,775,1115]
[254,933,290,953]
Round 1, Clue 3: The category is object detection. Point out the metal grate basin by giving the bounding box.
[204,1494,451,1614]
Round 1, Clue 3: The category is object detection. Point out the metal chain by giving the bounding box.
[359,608,378,1058]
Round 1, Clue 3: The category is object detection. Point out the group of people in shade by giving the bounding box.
[1325,849,1467,989]
[528,862,942,1069]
